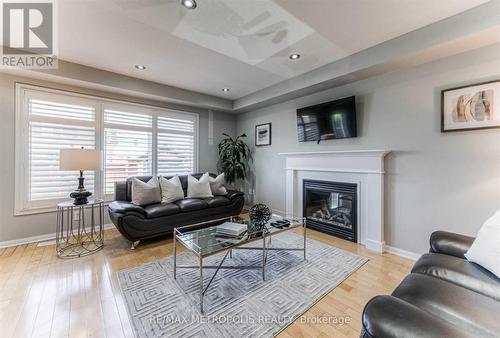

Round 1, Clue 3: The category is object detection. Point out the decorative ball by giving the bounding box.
[249,204,272,227]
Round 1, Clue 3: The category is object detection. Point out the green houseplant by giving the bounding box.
[218,133,251,185]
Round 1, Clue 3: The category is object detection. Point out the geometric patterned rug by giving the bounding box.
[117,232,368,338]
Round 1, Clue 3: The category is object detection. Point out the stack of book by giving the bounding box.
[216,222,248,237]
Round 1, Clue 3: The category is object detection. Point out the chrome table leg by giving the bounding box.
[303,218,307,260]
[262,233,266,281]
[173,233,177,280]
[199,254,204,314]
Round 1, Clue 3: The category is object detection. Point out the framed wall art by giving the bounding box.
[441,79,500,132]
[255,123,271,146]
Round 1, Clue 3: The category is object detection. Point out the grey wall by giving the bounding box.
[0,73,236,243]
[236,43,500,255]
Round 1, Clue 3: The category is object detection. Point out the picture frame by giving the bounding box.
[441,79,500,132]
[255,123,271,146]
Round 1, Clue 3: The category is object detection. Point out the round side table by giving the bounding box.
[56,199,104,258]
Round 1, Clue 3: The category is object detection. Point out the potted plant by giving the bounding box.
[218,133,251,187]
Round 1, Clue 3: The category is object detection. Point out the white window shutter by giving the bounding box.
[26,96,97,204]
[157,115,196,175]
[103,108,153,196]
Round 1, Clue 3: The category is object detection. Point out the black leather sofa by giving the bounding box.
[108,173,244,248]
[361,231,500,338]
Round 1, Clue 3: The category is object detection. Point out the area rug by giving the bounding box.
[117,232,368,338]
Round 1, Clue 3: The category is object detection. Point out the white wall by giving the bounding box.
[236,44,500,255]
[0,73,236,244]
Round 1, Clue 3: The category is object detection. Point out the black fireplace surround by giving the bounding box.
[303,179,357,242]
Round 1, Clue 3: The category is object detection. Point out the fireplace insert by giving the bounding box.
[303,179,357,242]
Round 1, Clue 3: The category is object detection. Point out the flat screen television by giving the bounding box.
[296,96,357,143]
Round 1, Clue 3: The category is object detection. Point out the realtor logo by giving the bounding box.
[1,0,57,68]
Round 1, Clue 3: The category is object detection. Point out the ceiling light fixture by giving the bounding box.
[181,0,197,9]
[221,88,230,92]
[289,53,301,60]
[135,64,146,70]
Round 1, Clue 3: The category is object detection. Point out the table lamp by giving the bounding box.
[59,148,101,205]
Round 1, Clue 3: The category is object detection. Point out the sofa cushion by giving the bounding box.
[187,173,213,199]
[159,175,185,203]
[465,210,500,278]
[392,273,500,337]
[209,173,227,195]
[412,253,500,301]
[362,295,470,338]
[108,201,147,216]
[131,177,161,206]
[206,196,231,208]
[174,198,208,212]
[144,203,180,218]
[226,190,244,200]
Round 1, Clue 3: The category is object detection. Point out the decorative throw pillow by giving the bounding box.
[187,173,213,198]
[159,175,185,203]
[465,210,500,278]
[131,177,161,206]
[209,173,227,195]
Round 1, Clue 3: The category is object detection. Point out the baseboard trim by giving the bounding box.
[363,239,384,253]
[0,223,115,249]
[384,245,421,261]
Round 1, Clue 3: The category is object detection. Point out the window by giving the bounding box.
[157,113,196,175]
[103,104,154,198]
[15,84,199,215]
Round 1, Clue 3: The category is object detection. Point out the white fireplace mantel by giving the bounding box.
[279,149,390,253]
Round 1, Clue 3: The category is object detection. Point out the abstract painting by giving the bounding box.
[255,123,271,146]
[442,80,500,132]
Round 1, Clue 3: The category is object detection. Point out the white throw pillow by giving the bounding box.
[209,173,228,196]
[187,173,213,198]
[131,177,161,206]
[465,210,500,278]
[159,175,185,203]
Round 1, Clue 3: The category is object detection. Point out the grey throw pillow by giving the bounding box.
[159,175,185,203]
[187,173,213,198]
[131,177,161,206]
[209,173,228,195]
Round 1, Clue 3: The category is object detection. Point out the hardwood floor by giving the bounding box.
[0,227,414,338]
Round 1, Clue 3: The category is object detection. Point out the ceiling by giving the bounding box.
[55,0,488,100]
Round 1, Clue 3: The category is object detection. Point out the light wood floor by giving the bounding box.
[0,227,414,338]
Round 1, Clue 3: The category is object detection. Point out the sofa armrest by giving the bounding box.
[108,201,147,216]
[362,295,469,338]
[226,190,244,200]
[429,231,475,259]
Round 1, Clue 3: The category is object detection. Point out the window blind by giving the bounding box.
[157,115,196,175]
[103,109,153,195]
[30,99,95,121]
[157,133,194,174]
[27,98,96,202]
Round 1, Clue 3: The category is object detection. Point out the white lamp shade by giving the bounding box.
[59,149,101,171]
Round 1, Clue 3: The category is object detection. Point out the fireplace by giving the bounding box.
[303,179,357,242]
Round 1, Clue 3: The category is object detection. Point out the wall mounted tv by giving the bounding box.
[297,96,357,143]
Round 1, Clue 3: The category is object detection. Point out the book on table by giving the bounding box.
[216,222,248,237]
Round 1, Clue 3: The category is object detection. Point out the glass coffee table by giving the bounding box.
[173,215,306,313]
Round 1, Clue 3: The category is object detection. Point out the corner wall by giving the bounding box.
[236,43,500,255]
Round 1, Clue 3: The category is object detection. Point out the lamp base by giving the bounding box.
[70,191,92,205]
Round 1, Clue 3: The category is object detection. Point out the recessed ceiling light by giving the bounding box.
[135,64,146,70]
[181,0,197,9]
[289,53,301,60]
[221,88,230,92]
